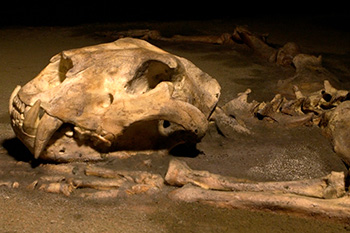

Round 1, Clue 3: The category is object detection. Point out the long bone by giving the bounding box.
[165,159,346,199]
[166,160,350,223]
[169,184,350,224]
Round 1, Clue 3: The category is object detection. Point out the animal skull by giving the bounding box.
[9,38,220,162]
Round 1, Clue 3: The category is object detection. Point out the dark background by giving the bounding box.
[0,2,349,27]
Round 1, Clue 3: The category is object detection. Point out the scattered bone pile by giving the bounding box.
[1,158,349,224]
[214,80,350,166]
[25,163,164,199]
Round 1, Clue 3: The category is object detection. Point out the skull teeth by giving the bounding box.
[9,88,63,159]
[34,113,63,159]
[22,99,41,136]
[9,89,112,159]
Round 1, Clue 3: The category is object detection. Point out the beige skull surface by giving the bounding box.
[9,38,221,162]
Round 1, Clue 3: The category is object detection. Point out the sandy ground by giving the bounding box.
[1,16,350,232]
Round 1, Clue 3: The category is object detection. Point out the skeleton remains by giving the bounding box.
[9,38,220,162]
[7,37,350,224]
[217,80,350,166]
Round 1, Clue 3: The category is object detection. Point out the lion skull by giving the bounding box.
[9,38,220,162]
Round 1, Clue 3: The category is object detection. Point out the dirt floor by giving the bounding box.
[1,16,350,232]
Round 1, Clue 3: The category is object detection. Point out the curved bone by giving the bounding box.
[34,113,63,159]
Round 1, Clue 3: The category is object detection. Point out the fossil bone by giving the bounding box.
[9,38,220,161]
[165,159,346,199]
[323,101,350,165]
[169,184,350,224]
[166,160,350,223]
[219,80,350,165]
[27,162,164,198]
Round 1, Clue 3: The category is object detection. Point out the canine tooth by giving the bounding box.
[34,113,63,159]
[23,100,41,136]
[24,106,31,115]
[9,85,21,114]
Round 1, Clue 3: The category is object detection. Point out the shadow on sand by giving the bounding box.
[2,137,43,167]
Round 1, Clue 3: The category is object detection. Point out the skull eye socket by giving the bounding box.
[125,60,177,94]
[58,55,73,83]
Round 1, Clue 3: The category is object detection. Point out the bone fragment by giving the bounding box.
[72,178,126,190]
[165,34,229,45]
[85,166,164,189]
[34,113,63,159]
[80,190,120,199]
[22,99,41,136]
[126,184,160,195]
[39,175,66,183]
[27,180,38,190]
[321,80,349,108]
[38,182,73,196]
[276,42,301,66]
[165,159,345,199]
[211,107,251,138]
[112,29,161,40]
[0,181,19,188]
[221,89,259,119]
[272,113,314,127]
[0,181,12,188]
[256,99,314,127]
[169,184,350,224]
[235,26,277,62]
[293,54,322,72]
